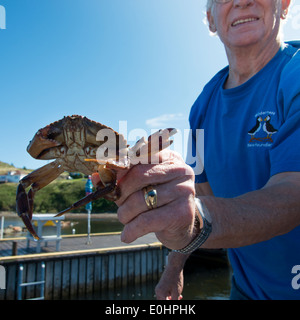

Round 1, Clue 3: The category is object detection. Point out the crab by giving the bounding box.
[16,115,177,240]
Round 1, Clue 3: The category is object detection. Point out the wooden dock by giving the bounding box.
[0,232,160,257]
[0,233,169,300]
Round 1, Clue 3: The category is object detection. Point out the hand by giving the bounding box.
[115,149,196,250]
[155,251,188,300]
[155,268,184,300]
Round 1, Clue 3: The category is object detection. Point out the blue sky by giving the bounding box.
[0,0,299,170]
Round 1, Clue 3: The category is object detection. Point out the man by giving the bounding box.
[95,0,300,299]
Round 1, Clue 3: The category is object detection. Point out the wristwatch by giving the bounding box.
[173,197,212,254]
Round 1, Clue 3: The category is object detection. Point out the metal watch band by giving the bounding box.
[173,197,212,254]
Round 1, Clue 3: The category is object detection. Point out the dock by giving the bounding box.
[0,232,161,257]
[0,232,169,300]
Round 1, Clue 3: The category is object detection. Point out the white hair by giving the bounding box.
[206,0,293,12]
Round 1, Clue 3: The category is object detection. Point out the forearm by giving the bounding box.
[201,173,300,249]
[166,250,190,269]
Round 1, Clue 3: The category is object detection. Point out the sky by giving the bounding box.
[0,0,299,170]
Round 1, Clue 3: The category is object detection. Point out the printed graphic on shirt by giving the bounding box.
[247,112,278,148]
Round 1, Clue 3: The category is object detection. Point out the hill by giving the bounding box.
[0,161,15,169]
[0,161,32,175]
[0,161,117,213]
[0,161,69,179]
[0,179,117,213]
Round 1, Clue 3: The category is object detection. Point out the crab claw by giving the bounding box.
[54,183,117,217]
[16,184,40,240]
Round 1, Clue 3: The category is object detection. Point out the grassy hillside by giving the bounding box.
[0,178,117,214]
[0,161,15,169]
[0,161,31,175]
[0,161,69,178]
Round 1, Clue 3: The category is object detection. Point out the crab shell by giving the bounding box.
[26,115,129,175]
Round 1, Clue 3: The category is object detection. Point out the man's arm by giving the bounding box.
[156,172,300,299]
[116,150,300,251]
[201,172,300,249]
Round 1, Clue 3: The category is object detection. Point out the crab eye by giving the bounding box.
[60,146,66,155]
[85,146,96,157]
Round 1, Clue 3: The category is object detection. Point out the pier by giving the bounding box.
[0,232,169,300]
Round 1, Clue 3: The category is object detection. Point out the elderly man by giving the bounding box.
[94,0,300,300]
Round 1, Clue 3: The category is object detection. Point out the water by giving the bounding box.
[63,219,123,235]
[1,215,231,300]
[183,265,232,300]
[1,215,123,238]
[80,266,231,300]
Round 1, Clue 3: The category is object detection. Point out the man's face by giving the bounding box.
[207,0,286,50]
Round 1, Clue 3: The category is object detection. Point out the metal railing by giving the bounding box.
[17,261,45,300]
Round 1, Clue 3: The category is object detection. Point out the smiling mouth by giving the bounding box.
[232,18,259,27]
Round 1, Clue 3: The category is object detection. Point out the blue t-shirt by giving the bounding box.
[189,42,300,299]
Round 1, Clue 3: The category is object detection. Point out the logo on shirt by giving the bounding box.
[247,112,278,147]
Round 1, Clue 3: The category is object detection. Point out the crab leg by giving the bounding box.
[16,160,64,240]
[16,184,39,240]
[128,128,177,165]
[55,183,116,217]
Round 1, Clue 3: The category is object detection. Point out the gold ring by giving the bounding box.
[143,186,158,210]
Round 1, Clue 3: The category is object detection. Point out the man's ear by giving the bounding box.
[207,10,217,33]
[281,0,291,19]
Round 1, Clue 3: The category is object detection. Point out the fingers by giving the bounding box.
[165,295,183,300]
[93,149,197,250]
[120,193,195,249]
[116,150,196,249]
[116,153,194,207]
[155,266,184,300]
[155,279,183,300]
[91,172,101,187]
[156,293,183,300]
[117,177,194,224]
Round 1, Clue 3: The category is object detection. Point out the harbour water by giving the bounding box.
[1,214,231,300]
[81,265,232,300]
[1,214,124,237]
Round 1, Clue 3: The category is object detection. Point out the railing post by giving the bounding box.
[0,216,4,239]
[17,264,24,300]
[40,262,45,299]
